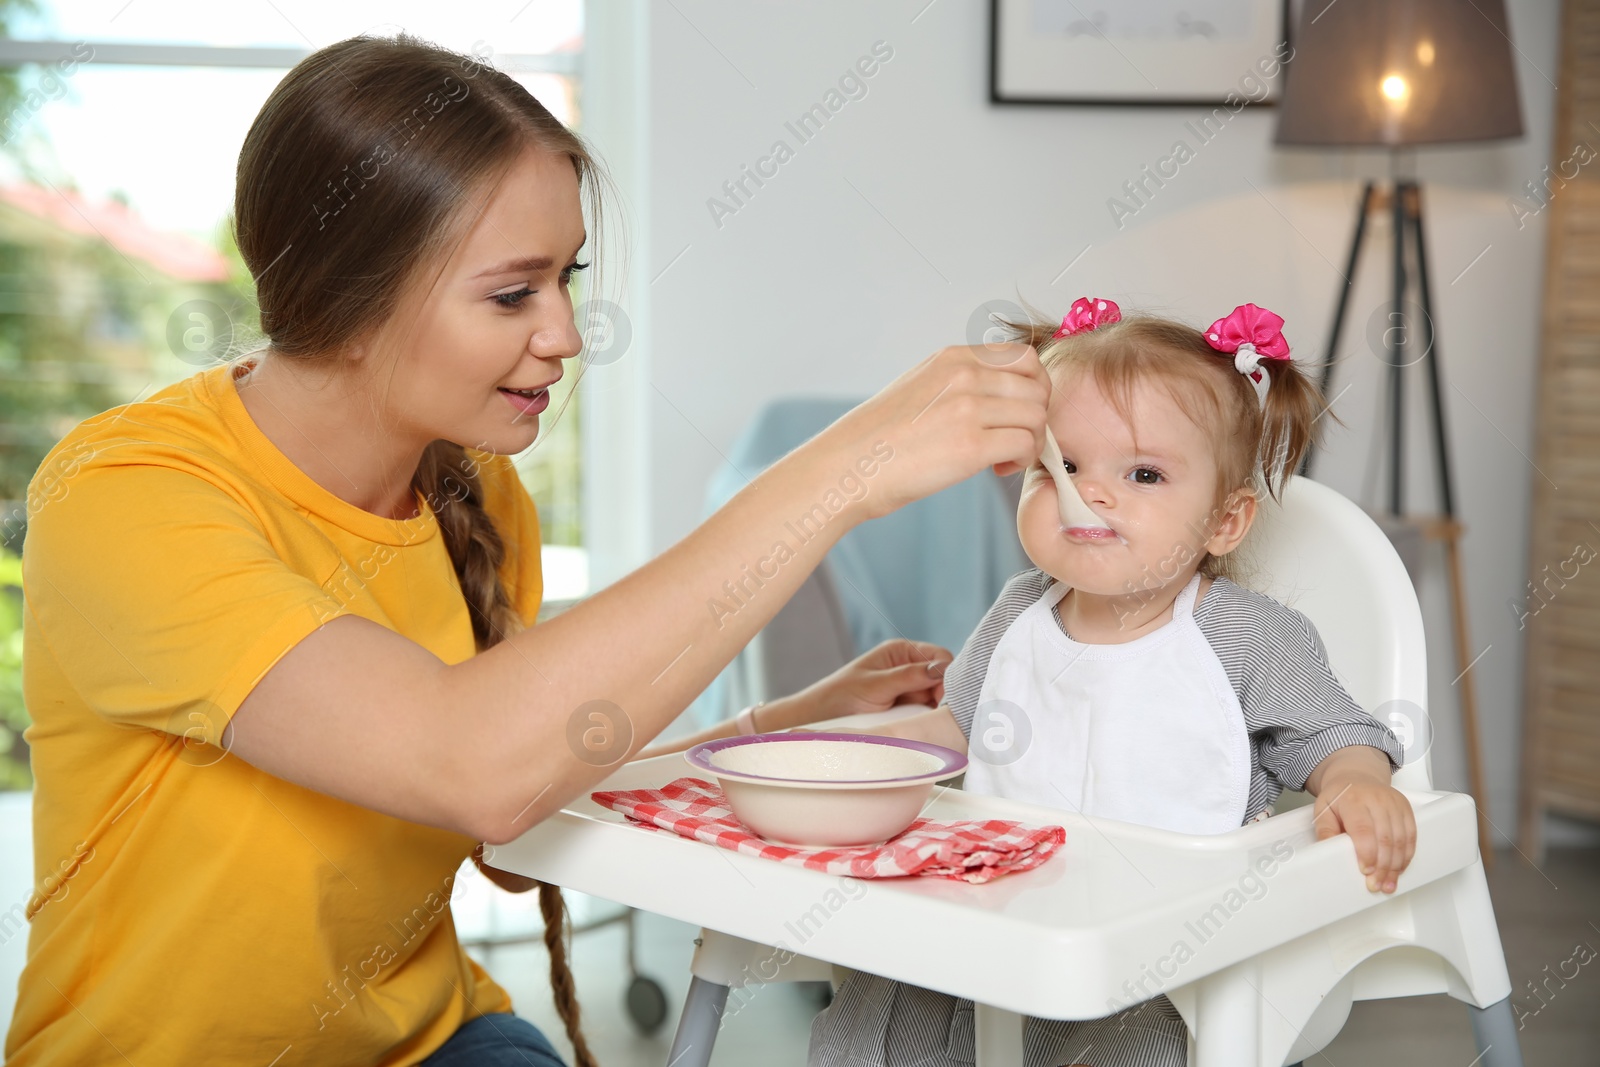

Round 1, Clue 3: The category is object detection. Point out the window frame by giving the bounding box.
[0,22,650,615]
[0,40,576,72]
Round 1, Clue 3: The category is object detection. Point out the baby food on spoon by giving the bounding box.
[1041,425,1112,533]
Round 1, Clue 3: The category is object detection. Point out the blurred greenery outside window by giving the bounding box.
[0,1,588,788]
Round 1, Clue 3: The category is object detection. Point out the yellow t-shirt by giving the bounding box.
[5,360,543,1065]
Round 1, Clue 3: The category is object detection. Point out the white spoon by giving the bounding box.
[1041,426,1110,530]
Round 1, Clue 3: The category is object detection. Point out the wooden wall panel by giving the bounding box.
[1518,0,1600,856]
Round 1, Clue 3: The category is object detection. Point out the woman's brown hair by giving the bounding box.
[233,33,602,1066]
[1002,304,1341,582]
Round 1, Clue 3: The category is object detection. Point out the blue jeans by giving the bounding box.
[419,1012,568,1067]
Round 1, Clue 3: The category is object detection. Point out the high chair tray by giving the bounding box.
[486,753,1478,1021]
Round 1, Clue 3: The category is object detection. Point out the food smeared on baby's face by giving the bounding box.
[1018,370,1227,599]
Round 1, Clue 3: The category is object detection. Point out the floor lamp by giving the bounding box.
[1275,0,1525,865]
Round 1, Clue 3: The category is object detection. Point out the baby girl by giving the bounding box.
[808,298,1415,1067]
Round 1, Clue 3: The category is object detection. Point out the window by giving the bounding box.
[0,1,589,787]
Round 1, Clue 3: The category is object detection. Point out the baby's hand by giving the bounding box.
[1307,746,1416,894]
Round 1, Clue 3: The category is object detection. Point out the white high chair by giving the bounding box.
[664,475,1523,1066]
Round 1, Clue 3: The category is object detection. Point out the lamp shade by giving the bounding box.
[1275,0,1523,147]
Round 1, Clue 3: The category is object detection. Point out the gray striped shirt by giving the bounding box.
[808,568,1403,1067]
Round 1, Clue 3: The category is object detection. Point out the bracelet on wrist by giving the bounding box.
[735,700,767,735]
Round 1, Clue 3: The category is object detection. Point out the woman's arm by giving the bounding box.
[227,344,1048,843]
[631,637,955,759]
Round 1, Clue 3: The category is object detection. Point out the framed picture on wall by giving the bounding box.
[990,0,1291,106]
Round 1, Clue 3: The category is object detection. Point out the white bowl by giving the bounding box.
[685,733,967,848]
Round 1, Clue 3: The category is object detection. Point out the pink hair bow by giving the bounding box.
[1053,296,1121,338]
[1204,303,1290,383]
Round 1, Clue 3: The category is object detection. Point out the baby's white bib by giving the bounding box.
[963,571,1251,835]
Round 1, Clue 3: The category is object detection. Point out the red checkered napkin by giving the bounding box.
[589,776,1065,884]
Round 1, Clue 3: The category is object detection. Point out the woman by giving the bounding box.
[3,33,1049,1067]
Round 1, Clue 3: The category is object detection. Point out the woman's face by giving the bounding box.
[373,144,588,456]
[1018,368,1251,603]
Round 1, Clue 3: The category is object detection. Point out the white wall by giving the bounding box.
[635,0,1566,841]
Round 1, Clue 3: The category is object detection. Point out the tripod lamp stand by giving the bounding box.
[1275,0,1525,864]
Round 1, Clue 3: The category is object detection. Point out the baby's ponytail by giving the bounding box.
[1254,354,1334,502]
[1195,302,1342,504]
[992,315,1063,355]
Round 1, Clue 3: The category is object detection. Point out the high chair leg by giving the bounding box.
[669,928,833,1065]
[666,975,728,1067]
[1192,959,1262,1066]
[973,1003,1025,1067]
[1467,997,1525,1067]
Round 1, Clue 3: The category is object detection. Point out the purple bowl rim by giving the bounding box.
[684,732,968,785]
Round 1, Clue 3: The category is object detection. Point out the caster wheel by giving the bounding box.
[625,974,668,1034]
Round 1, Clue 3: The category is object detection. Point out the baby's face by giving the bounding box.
[1018,369,1235,603]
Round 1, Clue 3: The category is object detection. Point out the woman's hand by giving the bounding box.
[1306,746,1416,894]
[779,639,954,725]
[629,639,953,759]
[803,343,1050,523]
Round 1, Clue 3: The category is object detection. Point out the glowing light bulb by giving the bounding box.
[1380,74,1409,102]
